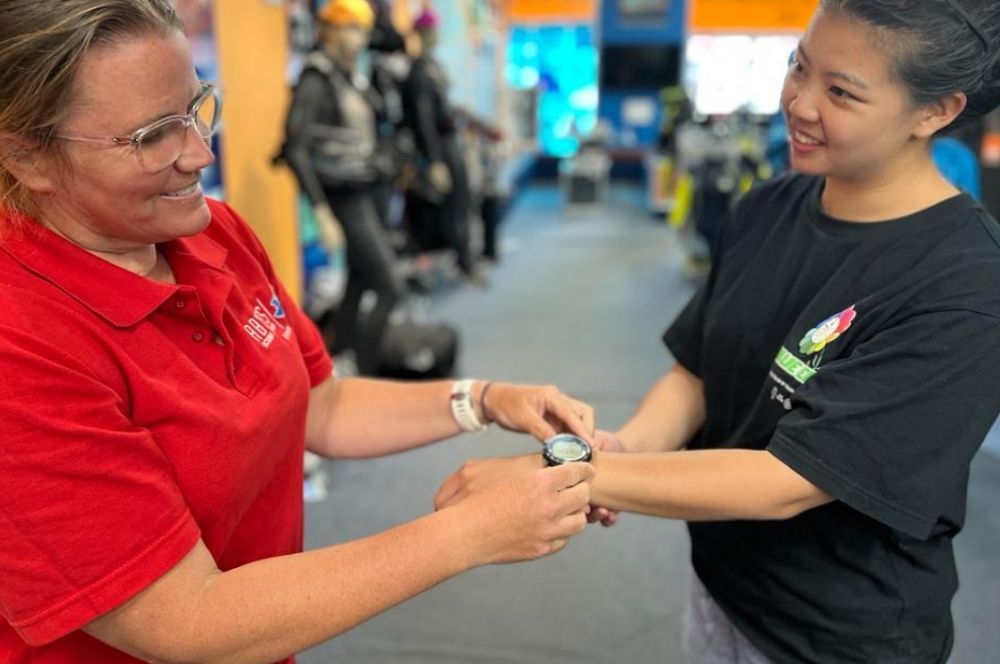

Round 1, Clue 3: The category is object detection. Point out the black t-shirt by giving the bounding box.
[663,174,1000,664]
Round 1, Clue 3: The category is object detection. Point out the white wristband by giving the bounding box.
[450,379,486,432]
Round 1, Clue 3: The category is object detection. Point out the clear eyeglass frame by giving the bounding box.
[53,82,222,173]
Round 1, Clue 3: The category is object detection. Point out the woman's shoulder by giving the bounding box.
[960,198,1000,251]
[0,268,126,383]
[919,194,1000,260]
[717,173,819,249]
[950,198,1000,268]
[900,198,1000,317]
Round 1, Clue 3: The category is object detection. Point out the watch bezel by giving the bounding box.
[542,434,592,466]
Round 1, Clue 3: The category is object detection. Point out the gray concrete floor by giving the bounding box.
[301,184,1000,664]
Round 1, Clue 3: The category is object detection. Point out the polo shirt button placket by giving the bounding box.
[191,330,206,343]
[174,297,186,310]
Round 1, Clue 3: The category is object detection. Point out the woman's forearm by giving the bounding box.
[86,464,595,664]
[184,509,474,664]
[591,449,832,521]
[307,378,595,460]
[307,377,477,458]
[85,508,477,664]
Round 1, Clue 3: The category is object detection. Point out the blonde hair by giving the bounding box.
[0,0,183,218]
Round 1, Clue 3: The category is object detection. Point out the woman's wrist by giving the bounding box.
[450,379,488,433]
[605,429,631,453]
[425,506,484,572]
[477,380,495,424]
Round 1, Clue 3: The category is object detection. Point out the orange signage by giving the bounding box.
[690,0,819,32]
[506,0,597,23]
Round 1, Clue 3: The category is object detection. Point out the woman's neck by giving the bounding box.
[820,154,960,222]
[40,219,174,282]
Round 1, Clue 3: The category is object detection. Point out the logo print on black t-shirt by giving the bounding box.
[798,305,857,369]
[773,304,858,391]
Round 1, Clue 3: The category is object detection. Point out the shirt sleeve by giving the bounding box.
[662,278,711,376]
[662,202,741,375]
[0,323,201,645]
[662,179,784,376]
[768,308,1000,539]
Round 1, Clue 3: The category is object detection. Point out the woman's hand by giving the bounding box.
[481,383,595,443]
[439,459,595,565]
[435,454,541,510]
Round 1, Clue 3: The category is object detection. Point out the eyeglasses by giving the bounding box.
[54,82,222,173]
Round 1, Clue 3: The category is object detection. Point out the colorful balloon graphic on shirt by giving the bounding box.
[799,305,857,356]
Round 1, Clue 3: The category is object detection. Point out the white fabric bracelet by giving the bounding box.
[450,379,486,432]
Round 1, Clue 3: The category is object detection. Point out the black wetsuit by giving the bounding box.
[402,52,473,274]
[280,50,404,374]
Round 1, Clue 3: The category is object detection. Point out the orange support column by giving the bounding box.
[212,0,302,302]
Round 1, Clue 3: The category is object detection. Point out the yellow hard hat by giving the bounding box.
[319,0,375,30]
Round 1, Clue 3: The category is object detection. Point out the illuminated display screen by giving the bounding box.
[683,34,800,116]
[506,25,599,157]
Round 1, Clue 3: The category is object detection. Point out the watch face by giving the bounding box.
[544,434,591,464]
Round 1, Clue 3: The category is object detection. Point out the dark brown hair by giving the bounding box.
[821,0,1000,128]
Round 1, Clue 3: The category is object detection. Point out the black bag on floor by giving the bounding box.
[376,321,459,379]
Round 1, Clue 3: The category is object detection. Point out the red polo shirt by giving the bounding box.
[0,199,332,663]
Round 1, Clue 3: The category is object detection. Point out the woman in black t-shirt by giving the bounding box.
[436,2,1000,662]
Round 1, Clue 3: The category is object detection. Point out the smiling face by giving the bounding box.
[33,30,214,254]
[780,9,935,186]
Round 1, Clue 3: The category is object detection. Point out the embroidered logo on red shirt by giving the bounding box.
[244,289,293,348]
[269,291,286,319]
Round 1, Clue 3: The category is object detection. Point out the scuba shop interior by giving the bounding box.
[198,0,1000,381]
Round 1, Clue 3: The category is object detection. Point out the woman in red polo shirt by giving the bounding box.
[0,2,596,662]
